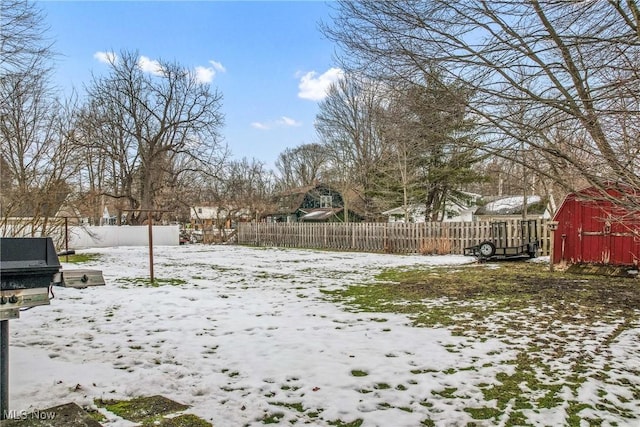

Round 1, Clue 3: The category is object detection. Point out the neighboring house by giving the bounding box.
[190,206,219,231]
[190,205,251,230]
[72,193,126,226]
[383,204,478,223]
[266,183,356,223]
[101,205,126,225]
[552,184,640,267]
[382,204,427,223]
[382,192,481,223]
[473,195,553,221]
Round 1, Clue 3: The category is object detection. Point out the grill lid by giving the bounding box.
[1,237,61,289]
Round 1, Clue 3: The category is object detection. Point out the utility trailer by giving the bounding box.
[464,219,539,261]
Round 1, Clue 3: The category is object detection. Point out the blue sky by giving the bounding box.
[39,0,342,170]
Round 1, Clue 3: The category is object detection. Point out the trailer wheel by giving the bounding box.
[478,241,496,258]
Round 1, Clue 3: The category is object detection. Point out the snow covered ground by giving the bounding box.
[7,245,640,426]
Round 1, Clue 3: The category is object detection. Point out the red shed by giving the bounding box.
[552,185,640,266]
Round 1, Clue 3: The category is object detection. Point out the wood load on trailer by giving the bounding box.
[464,219,540,261]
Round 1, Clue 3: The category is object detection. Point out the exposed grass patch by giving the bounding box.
[255,271,296,280]
[280,384,300,391]
[350,369,368,377]
[323,262,639,328]
[115,277,187,287]
[270,401,305,413]
[260,411,285,424]
[61,253,101,264]
[481,352,540,410]
[464,406,502,420]
[85,407,107,423]
[431,387,457,398]
[322,261,640,426]
[95,395,188,423]
[327,419,363,427]
[210,264,241,272]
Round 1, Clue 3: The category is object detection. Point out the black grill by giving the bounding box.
[0,237,61,290]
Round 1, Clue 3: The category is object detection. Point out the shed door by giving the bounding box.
[579,204,609,264]
[608,213,640,265]
[580,204,640,266]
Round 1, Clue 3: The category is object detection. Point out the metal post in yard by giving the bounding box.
[548,221,559,272]
[121,209,170,284]
[65,217,69,262]
[1,320,9,420]
[148,211,154,283]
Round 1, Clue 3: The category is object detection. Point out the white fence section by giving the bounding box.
[68,225,180,248]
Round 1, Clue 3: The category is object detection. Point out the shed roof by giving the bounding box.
[553,183,640,222]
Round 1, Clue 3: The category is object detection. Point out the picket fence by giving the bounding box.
[237,219,552,256]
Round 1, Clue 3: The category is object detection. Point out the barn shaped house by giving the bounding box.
[552,185,640,267]
[266,183,348,223]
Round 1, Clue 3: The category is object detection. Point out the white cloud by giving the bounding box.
[277,116,302,127]
[209,60,226,73]
[195,66,215,84]
[298,67,344,101]
[94,51,116,64]
[194,59,226,84]
[251,116,302,131]
[138,56,164,76]
[251,122,270,130]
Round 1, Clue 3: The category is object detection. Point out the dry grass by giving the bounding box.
[419,238,452,255]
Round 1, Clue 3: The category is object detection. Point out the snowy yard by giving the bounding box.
[8,245,640,426]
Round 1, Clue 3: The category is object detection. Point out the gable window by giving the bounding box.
[320,195,332,208]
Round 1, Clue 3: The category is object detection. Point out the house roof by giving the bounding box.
[190,206,252,220]
[299,208,343,222]
[382,196,480,217]
[271,183,341,215]
[382,204,425,216]
[475,195,547,216]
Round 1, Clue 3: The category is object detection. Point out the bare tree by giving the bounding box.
[274,143,329,190]
[222,158,274,221]
[0,73,80,236]
[325,0,640,208]
[315,75,385,220]
[0,0,79,239]
[0,0,53,84]
[78,50,226,224]
[196,158,274,239]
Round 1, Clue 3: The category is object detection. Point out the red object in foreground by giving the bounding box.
[552,185,640,266]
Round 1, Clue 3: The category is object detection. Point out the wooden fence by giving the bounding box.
[237,219,552,256]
